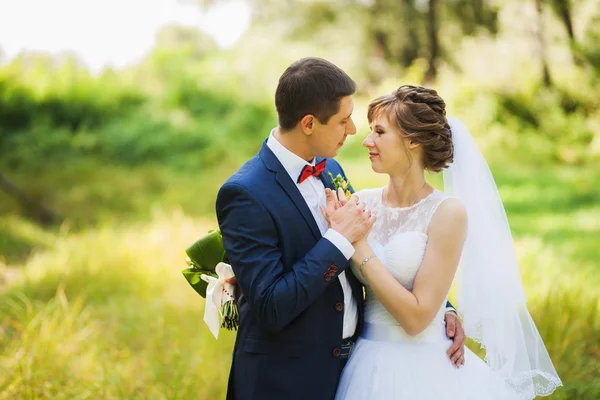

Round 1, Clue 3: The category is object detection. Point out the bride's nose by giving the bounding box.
[363,132,375,148]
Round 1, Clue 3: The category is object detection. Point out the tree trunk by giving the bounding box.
[550,0,583,65]
[424,0,440,83]
[401,0,420,68]
[0,173,61,226]
[557,0,575,41]
[535,0,553,87]
[365,0,392,86]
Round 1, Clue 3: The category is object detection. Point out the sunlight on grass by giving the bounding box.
[0,213,235,399]
[0,162,599,399]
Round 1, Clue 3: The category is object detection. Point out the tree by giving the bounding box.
[195,0,500,85]
[536,0,553,87]
[0,173,61,226]
[548,0,584,65]
[424,0,440,83]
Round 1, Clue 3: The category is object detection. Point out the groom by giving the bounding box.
[216,57,465,400]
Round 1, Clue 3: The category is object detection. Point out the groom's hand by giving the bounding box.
[445,311,466,368]
[326,193,375,243]
[320,188,342,223]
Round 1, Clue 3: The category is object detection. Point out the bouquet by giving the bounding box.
[182,229,239,338]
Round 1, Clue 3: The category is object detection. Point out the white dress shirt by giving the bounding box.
[267,129,358,339]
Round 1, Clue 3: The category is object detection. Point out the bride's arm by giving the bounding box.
[354,198,467,335]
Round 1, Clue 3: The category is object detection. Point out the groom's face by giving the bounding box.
[309,96,357,158]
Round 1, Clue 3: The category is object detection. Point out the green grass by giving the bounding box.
[0,214,235,399]
[0,159,599,399]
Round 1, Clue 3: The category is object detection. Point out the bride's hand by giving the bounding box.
[353,208,376,244]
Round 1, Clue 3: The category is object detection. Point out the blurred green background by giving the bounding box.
[0,0,599,399]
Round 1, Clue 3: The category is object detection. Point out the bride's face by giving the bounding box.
[363,114,413,175]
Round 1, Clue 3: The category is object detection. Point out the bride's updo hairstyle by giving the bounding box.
[367,85,454,173]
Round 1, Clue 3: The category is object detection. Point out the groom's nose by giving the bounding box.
[346,117,357,136]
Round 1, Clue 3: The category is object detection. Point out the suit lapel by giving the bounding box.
[317,157,335,191]
[262,146,364,330]
[260,142,321,240]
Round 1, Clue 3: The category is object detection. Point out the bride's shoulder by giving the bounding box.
[428,195,467,234]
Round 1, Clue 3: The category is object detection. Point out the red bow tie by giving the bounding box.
[297,159,327,184]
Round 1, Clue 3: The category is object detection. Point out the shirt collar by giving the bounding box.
[266,128,315,184]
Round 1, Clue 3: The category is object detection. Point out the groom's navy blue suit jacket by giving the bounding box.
[216,141,364,400]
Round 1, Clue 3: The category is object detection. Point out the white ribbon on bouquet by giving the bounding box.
[201,262,236,339]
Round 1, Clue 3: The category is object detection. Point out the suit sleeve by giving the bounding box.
[217,182,350,334]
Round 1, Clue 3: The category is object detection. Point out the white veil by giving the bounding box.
[443,117,562,399]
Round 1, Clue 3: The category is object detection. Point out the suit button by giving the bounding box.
[332,348,341,357]
[335,302,344,312]
[325,275,332,282]
[331,264,339,272]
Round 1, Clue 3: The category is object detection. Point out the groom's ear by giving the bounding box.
[300,114,316,136]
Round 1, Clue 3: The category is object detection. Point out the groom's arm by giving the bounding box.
[217,182,350,334]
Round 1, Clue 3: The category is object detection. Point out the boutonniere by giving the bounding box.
[328,172,352,200]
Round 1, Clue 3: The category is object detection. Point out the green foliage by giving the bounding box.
[0,216,55,264]
[493,82,598,164]
[577,9,600,76]
[0,160,238,229]
[0,56,275,172]
[0,55,144,135]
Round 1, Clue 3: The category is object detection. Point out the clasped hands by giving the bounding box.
[320,188,377,244]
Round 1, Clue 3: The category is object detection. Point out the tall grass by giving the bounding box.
[0,161,598,399]
[0,214,235,399]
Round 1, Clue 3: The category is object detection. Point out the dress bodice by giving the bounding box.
[351,187,452,342]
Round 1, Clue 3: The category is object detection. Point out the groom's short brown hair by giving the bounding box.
[275,57,356,131]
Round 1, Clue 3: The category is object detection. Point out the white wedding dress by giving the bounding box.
[335,187,520,400]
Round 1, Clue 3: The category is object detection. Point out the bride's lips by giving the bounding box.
[369,152,379,159]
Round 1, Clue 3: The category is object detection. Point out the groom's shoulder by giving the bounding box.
[219,154,267,194]
[325,157,353,185]
[325,157,345,174]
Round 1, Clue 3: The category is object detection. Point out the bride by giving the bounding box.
[331,85,562,399]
